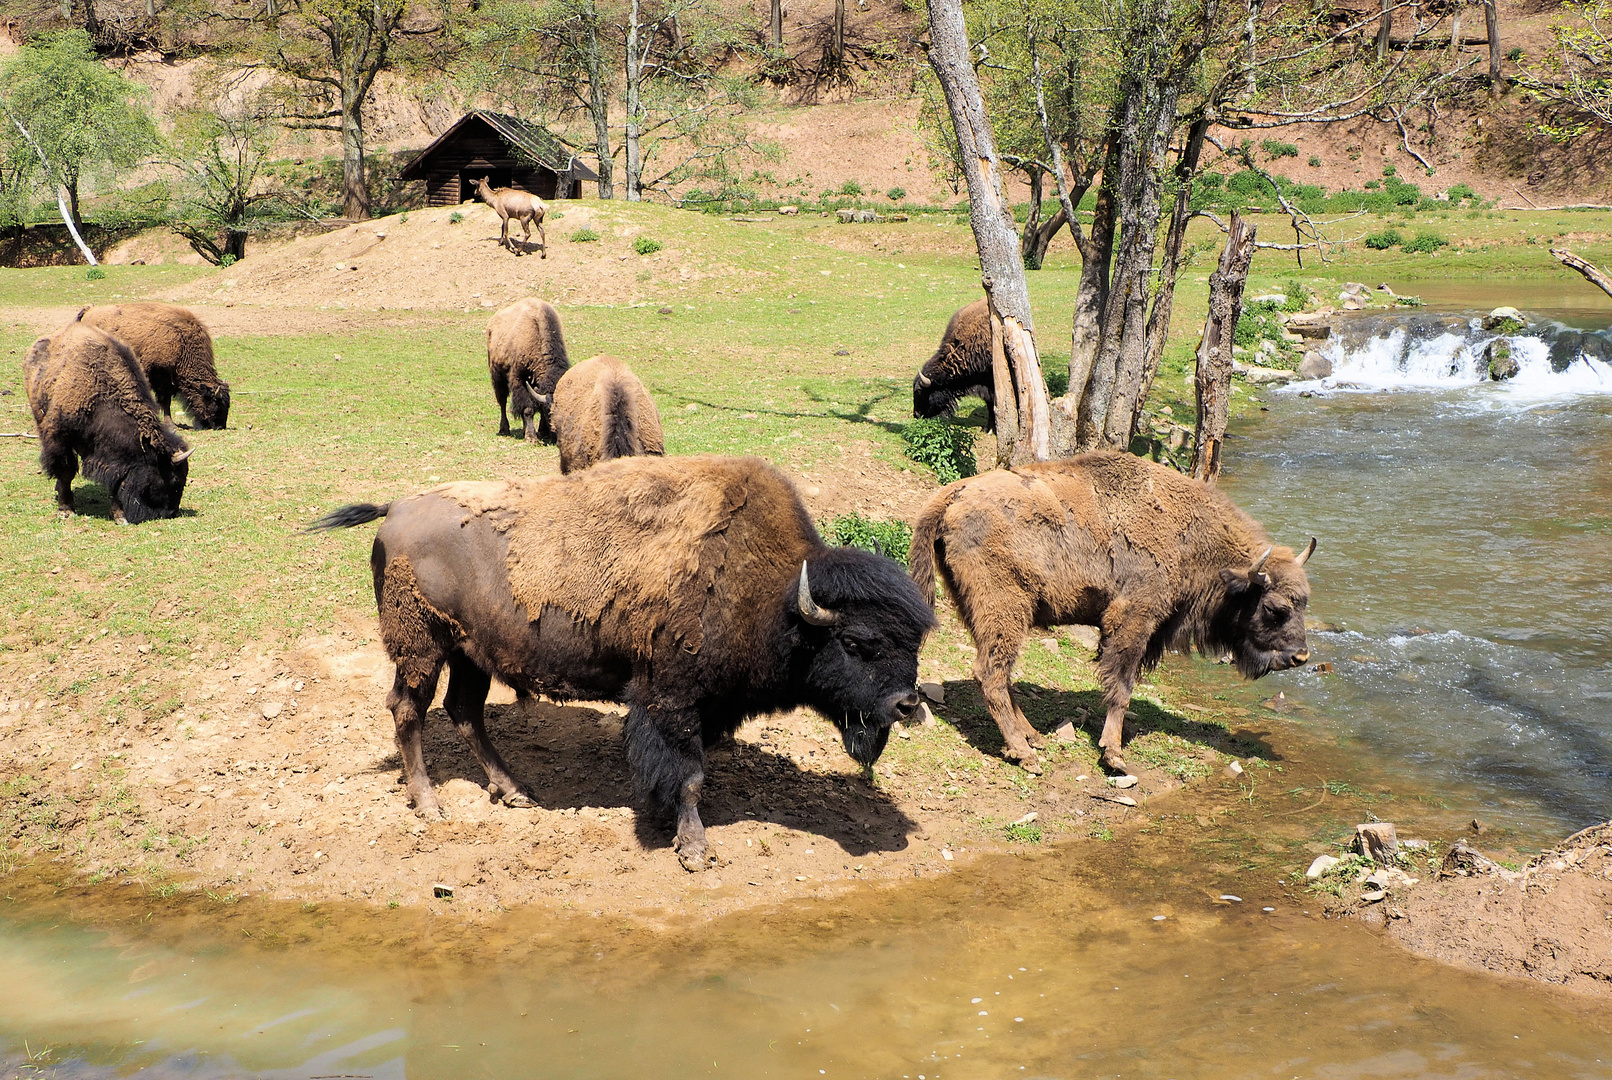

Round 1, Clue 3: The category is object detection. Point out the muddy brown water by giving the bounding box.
[6,295,1612,1077]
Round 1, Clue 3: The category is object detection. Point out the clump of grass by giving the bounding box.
[901,418,977,485]
[1004,821,1043,843]
[839,180,863,196]
[448,210,464,224]
[1261,139,1299,159]
[1045,367,1070,396]
[1401,230,1449,254]
[218,254,237,268]
[1364,227,1403,250]
[86,267,106,280]
[823,512,913,566]
[1279,278,1312,312]
[571,226,600,243]
[1307,155,1322,167]
[886,186,906,201]
[633,236,663,255]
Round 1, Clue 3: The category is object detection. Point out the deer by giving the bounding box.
[472,176,547,258]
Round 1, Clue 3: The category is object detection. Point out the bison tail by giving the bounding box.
[305,502,391,532]
[908,488,954,609]
[602,379,639,461]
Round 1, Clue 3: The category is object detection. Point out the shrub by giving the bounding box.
[901,418,977,485]
[632,236,663,255]
[1447,182,1476,202]
[85,266,106,280]
[1261,139,1299,159]
[822,512,914,567]
[1389,181,1422,206]
[1401,230,1449,254]
[218,254,236,268]
[1506,46,1523,61]
[398,212,409,223]
[839,180,863,196]
[571,226,600,242]
[1280,278,1312,311]
[1308,156,1322,167]
[448,210,464,224]
[886,186,906,201]
[1382,163,1397,177]
[1045,367,1069,396]
[1364,179,1381,190]
[1364,228,1403,250]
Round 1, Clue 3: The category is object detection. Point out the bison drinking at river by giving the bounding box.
[912,299,996,432]
[309,455,934,870]
[909,451,1314,775]
[24,321,192,523]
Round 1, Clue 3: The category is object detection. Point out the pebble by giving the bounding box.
[1074,774,1088,782]
[1219,894,1242,903]
[1152,915,1167,921]
[919,681,945,704]
[1011,812,1038,826]
[1111,795,1137,807]
[262,702,284,720]
[941,849,954,861]
[1053,721,1080,743]
[1306,854,1341,879]
[1226,760,1245,778]
[1360,889,1387,903]
[1112,775,1138,789]
[1262,907,1275,912]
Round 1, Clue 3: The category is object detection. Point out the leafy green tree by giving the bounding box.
[0,29,158,231]
[166,99,287,264]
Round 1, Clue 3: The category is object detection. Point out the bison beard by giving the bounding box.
[909,452,1315,775]
[912,299,997,432]
[308,456,933,871]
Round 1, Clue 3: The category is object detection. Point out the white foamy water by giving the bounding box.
[1284,316,1612,397]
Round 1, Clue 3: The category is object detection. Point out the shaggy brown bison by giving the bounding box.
[912,299,996,432]
[550,354,665,473]
[487,298,569,441]
[909,452,1314,775]
[24,321,192,523]
[77,303,230,428]
[308,455,934,871]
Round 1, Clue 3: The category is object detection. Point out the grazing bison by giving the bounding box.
[77,303,230,429]
[308,455,934,870]
[909,452,1314,775]
[912,299,996,432]
[486,298,569,441]
[24,321,192,523]
[551,354,665,474]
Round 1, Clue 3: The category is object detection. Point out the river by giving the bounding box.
[3,292,1611,1078]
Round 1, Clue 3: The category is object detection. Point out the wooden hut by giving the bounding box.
[399,112,599,206]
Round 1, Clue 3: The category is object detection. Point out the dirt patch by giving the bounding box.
[6,304,472,341]
[1337,825,1612,999]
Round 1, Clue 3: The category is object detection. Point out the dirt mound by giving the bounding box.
[1379,824,1612,998]
[165,202,737,312]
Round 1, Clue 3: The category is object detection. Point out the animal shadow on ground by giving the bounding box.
[935,678,1279,769]
[666,382,976,441]
[65,483,199,521]
[480,235,545,257]
[364,698,918,856]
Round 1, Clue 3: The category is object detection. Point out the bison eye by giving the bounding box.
[840,633,881,660]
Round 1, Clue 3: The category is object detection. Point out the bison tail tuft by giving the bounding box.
[601,378,638,461]
[908,488,953,608]
[305,502,391,532]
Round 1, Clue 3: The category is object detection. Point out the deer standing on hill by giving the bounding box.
[472,176,547,258]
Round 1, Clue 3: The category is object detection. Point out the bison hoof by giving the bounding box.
[499,789,536,809]
[1099,748,1128,774]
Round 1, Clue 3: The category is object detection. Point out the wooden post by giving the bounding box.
[1375,0,1391,61]
[1191,213,1256,483]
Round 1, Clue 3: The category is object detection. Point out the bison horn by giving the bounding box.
[1294,536,1317,567]
[171,447,193,464]
[917,373,933,388]
[797,561,839,626]
[1249,546,1273,585]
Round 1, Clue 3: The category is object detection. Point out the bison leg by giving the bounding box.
[1094,616,1157,775]
[972,632,1043,775]
[39,440,78,516]
[625,702,708,872]
[386,666,445,817]
[491,367,512,436]
[443,652,535,808]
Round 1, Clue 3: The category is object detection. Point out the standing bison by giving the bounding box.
[487,298,569,441]
[550,354,664,473]
[909,452,1315,775]
[912,299,995,432]
[77,303,230,429]
[24,321,192,523]
[309,455,934,871]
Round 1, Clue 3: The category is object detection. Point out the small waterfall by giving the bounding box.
[1290,311,1612,396]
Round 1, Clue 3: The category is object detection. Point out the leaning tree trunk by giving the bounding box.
[8,116,96,265]
[770,0,782,45]
[926,0,1056,465]
[1551,247,1612,298]
[583,1,614,199]
[1191,212,1257,482]
[624,0,644,202]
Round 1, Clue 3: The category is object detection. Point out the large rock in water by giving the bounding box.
[1486,338,1518,380]
[1482,306,1528,332]
[1299,350,1332,379]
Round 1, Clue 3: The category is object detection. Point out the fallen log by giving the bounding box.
[1551,247,1612,300]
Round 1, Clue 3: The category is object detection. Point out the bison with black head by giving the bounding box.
[912,299,996,432]
[309,455,934,871]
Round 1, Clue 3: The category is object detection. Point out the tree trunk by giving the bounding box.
[1191,212,1256,482]
[224,229,248,261]
[770,0,782,46]
[1018,170,1068,270]
[66,175,82,230]
[926,0,1053,465]
[831,0,845,66]
[1450,3,1462,51]
[1375,0,1392,60]
[583,0,613,199]
[339,63,370,219]
[1067,174,1114,422]
[624,0,644,201]
[1484,0,1501,97]
[9,117,95,265]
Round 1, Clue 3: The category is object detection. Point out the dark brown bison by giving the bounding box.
[551,354,665,474]
[486,298,569,441]
[909,452,1314,775]
[77,303,230,429]
[24,321,192,524]
[912,299,996,432]
[308,455,934,871]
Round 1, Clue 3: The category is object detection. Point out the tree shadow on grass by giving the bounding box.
[932,677,1280,770]
[362,698,917,857]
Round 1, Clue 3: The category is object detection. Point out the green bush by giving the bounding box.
[85,266,106,280]
[1364,228,1403,250]
[1401,230,1449,254]
[632,236,663,255]
[1506,46,1523,61]
[1364,179,1381,190]
[218,254,236,268]
[571,226,600,242]
[1382,163,1397,177]
[839,180,863,196]
[1004,821,1044,843]
[1447,182,1476,202]
[398,212,409,223]
[822,512,914,567]
[901,419,977,485]
[1261,139,1299,159]
[1045,367,1069,396]
[1308,156,1322,167]
[448,210,464,224]
[1279,279,1312,312]
[886,186,906,201]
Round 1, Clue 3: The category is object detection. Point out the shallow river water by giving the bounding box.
[4,296,1612,1078]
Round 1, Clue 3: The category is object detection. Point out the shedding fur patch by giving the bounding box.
[378,554,455,687]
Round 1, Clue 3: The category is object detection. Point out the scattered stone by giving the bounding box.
[1306,854,1341,880]
[1109,795,1137,807]
[1067,625,1101,651]
[1053,720,1080,743]
[1470,818,1487,835]
[941,848,954,861]
[1152,914,1168,921]
[658,306,674,315]
[854,209,880,224]
[1219,894,1243,903]
[1226,760,1245,779]
[919,681,945,705]
[1354,822,1399,865]
[1112,774,1138,789]
[1233,362,1296,385]
[432,883,454,899]
[1039,636,1060,655]
[1401,838,1429,851]
[1012,812,1038,826]
[1439,840,1502,879]
[1340,282,1369,299]
[1262,906,1275,913]
[836,209,857,223]
[1481,306,1528,331]
[1298,351,1333,379]
[1486,338,1518,380]
[1376,282,1397,294]
[261,701,283,720]
[1250,293,1288,304]
[919,702,937,728]
[777,205,799,216]
[1359,889,1386,903]
[896,722,910,740]
[1074,774,1088,782]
